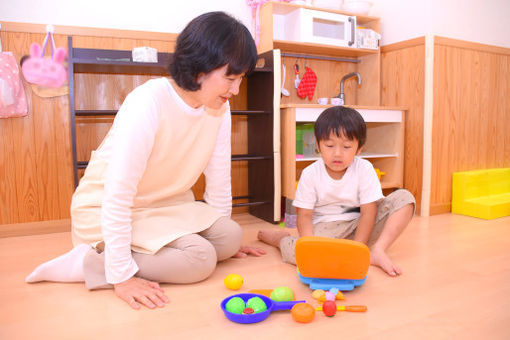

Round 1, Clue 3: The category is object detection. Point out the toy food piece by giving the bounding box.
[225,297,245,314]
[248,289,273,297]
[322,301,337,317]
[291,303,315,323]
[224,274,244,290]
[243,308,255,314]
[270,286,294,302]
[311,289,325,300]
[246,297,268,313]
[325,291,336,301]
[335,291,345,300]
[316,305,367,312]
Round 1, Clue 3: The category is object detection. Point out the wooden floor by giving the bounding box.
[1,213,509,339]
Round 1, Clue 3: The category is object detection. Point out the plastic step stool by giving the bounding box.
[452,168,510,220]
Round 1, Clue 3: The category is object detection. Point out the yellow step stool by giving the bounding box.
[452,168,510,219]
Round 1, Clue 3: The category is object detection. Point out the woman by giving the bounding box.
[26,11,265,310]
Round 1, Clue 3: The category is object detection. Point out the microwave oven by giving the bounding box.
[273,8,356,48]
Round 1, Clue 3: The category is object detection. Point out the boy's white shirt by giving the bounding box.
[293,157,383,224]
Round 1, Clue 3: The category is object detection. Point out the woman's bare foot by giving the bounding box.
[257,229,290,248]
[370,247,402,277]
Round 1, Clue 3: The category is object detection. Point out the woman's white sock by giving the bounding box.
[25,244,91,283]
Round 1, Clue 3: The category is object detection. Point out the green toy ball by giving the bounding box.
[246,297,267,313]
[270,286,294,302]
[225,297,245,314]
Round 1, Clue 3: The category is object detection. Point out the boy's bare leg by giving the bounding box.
[257,229,290,248]
[370,204,414,277]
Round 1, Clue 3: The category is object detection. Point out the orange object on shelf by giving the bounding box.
[295,236,370,280]
[248,289,273,298]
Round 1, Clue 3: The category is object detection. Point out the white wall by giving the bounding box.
[0,0,254,36]
[2,0,510,48]
[371,0,510,48]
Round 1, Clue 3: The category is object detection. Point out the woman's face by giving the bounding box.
[196,64,244,109]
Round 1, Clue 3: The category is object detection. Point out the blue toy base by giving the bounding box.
[298,273,366,291]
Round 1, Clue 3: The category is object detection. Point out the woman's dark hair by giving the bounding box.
[169,11,257,91]
[314,106,366,149]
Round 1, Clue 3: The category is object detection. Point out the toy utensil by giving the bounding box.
[315,305,367,312]
[281,63,290,96]
[221,293,306,324]
[294,63,301,88]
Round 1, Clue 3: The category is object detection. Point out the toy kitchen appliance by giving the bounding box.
[273,8,356,47]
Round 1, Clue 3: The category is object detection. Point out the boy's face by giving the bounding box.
[317,131,361,180]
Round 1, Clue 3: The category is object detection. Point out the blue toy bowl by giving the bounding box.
[220,293,305,324]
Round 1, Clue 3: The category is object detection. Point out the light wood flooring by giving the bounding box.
[1,213,509,339]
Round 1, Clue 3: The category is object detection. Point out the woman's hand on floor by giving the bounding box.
[233,245,266,258]
[114,276,169,310]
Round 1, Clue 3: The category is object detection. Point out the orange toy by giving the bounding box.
[295,236,370,290]
[291,303,315,323]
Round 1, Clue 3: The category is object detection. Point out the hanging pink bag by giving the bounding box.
[21,27,67,88]
[0,24,28,118]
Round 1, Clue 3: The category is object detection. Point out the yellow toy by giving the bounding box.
[452,168,510,219]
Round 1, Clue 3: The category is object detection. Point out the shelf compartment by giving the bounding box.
[274,40,377,58]
[70,47,172,75]
[295,153,398,162]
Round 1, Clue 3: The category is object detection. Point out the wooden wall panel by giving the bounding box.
[381,39,425,213]
[0,23,253,225]
[431,43,510,214]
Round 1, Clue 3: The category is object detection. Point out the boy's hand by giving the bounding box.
[233,245,266,258]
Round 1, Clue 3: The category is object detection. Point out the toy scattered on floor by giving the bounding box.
[225,296,246,314]
[322,300,337,317]
[296,236,370,290]
[270,286,294,302]
[315,305,367,313]
[246,296,267,313]
[221,293,305,324]
[248,289,273,297]
[312,288,345,302]
[224,273,244,290]
[291,303,315,323]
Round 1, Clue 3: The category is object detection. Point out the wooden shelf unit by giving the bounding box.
[280,105,405,200]
[67,37,281,223]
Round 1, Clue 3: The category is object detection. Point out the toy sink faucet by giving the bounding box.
[335,72,362,106]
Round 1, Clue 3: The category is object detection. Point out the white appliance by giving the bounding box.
[274,8,356,47]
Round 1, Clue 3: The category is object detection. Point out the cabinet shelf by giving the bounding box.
[71,47,172,75]
[296,153,398,162]
[68,37,281,223]
[281,106,405,200]
[274,40,378,58]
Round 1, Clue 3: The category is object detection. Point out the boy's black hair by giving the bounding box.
[314,106,366,149]
[169,11,257,91]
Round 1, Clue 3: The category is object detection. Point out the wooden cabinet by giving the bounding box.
[280,105,405,200]
[256,2,405,201]
[67,37,281,223]
[258,1,381,106]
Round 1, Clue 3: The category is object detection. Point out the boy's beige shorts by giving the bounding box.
[280,189,416,265]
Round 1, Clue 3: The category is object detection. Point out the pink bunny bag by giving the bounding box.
[21,30,67,88]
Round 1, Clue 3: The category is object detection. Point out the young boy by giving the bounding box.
[258,106,415,276]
